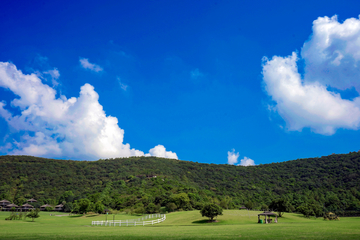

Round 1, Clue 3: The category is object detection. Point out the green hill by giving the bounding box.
[0,152,360,214]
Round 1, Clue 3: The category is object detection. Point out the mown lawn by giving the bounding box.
[0,210,359,239]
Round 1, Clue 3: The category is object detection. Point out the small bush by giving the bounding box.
[45,206,54,211]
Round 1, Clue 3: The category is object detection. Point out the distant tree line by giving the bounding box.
[0,152,359,217]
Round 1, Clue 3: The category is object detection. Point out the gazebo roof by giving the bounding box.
[27,198,37,202]
[22,203,34,207]
[40,204,52,208]
[0,199,10,203]
[239,206,247,209]
[55,204,63,207]
[6,203,19,208]
[258,211,278,216]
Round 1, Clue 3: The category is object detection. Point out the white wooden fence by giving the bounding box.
[91,214,166,226]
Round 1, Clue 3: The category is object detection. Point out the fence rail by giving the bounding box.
[91,214,166,227]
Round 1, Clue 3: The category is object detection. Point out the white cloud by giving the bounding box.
[79,58,103,72]
[145,145,178,159]
[227,149,254,166]
[44,68,60,80]
[302,15,360,92]
[43,68,60,86]
[262,15,360,135]
[117,77,128,91]
[190,68,204,79]
[227,149,239,165]
[0,62,177,160]
[238,157,255,166]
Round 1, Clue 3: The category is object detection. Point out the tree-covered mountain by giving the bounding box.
[0,152,359,214]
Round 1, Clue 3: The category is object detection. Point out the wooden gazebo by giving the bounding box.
[0,199,10,208]
[239,206,247,210]
[27,198,37,203]
[40,204,52,211]
[258,211,278,224]
[4,203,19,211]
[21,203,34,211]
[54,204,64,211]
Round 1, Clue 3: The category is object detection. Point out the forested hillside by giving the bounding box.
[0,152,360,215]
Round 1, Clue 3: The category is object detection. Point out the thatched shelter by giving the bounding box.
[239,206,247,210]
[40,204,52,211]
[4,203,19,211]
[27,198,37,203]
[0,199,10,208]
[258,211,278,224]
[54,204,64,211]
[21,203,34,211]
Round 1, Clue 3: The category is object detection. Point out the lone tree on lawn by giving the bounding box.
[269,198,294,217]
[26,208,40,222]
[200,203,223,222]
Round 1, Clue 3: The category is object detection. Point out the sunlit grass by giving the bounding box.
[0,210,359,239]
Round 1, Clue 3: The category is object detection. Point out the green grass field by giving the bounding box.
[0,210,359,239]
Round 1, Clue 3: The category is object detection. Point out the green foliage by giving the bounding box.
[134,206,145,215]
[245,201,254,210]
[59,191,74,204]
[220,196,232,209]
[26,209,40,222]
[0,153,360,216]
[166,202,177,212]
[123,208,134,215]
[145,203,159,213]
[171,193,190,209]
[5,212,17,220]
[45,207,54,211]
[260,204,269,211]
[200,203,223,221]
[296,200,323,218]
[94,201,105,214]
[63,202,73,212]
[75,198,91,214]
[269,198,294,217]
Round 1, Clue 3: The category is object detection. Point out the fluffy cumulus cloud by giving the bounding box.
[145,145,178,159]
[0,62,177,160]
[302,15,360,91]
[262,15,360,135]
[227,149,255,166]
[79,58,103,72]
[239,157,255,166]
[227,149,239,165]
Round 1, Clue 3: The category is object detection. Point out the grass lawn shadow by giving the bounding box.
[192,219,219,224]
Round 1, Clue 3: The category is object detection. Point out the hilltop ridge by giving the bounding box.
[0,152,359,213]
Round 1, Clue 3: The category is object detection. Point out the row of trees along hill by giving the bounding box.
[0,152,359,216]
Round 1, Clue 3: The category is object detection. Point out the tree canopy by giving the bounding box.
[200,203,223,221]
[0,152,360,216]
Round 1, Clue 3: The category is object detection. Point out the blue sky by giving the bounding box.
[1,0,360,165]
